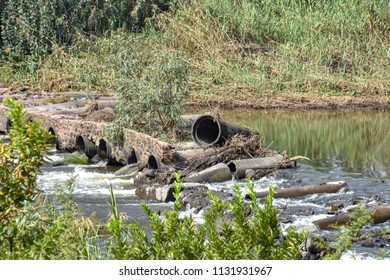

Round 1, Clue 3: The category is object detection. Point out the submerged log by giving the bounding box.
[247,181,347,199]
[184,162,232,183]
[228,155,285,179]
[191,114,257,147]
[313,205,390,230]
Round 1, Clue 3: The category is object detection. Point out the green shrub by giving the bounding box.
[106,47,189,141]
[107,175,307,260]
[0,0,172,61]
[0,98,52,221]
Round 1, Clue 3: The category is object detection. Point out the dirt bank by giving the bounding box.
[186,91,390,110]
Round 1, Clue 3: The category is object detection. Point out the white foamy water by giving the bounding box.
[37,165,135,197]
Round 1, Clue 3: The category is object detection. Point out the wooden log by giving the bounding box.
[313,205,390,230]
[228,155,285,179]
[247,181,347,199]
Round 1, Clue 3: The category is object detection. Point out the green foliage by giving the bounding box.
[62,151,89,165]
[106,176,307,260]
[106,48,189,140]
[324,203,373,260]
[3,0,388,100]
[161,0,390,98]
[0,178,103,260]
[0,98,52,221]
[0,0,172,61]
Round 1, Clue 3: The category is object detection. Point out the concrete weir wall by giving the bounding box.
[0,101,173,168]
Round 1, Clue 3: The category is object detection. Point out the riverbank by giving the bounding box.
[1,1,389,112]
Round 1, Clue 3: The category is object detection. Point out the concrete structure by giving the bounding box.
[0,95,174,169]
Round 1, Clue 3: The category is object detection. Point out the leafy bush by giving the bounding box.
[107,175,307,260]
[0,0,172,60]
[106,48,189,141]
[0,100,100,260]
[0,99,52,221]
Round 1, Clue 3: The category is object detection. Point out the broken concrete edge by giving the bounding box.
[0,105,174,170]
[1,96,291,187]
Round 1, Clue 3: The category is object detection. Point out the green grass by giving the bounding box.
[1,0,389,101]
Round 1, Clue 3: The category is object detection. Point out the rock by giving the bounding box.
[361,239,375,248]
[86,107,116,122]
[330,202,344,212]
[114,163,139,176]
[135,185,174,203]
[89,154,102,164]
[305,234,328,254]
[245,169,256,180]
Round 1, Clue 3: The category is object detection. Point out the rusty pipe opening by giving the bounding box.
[192,114,256,147]
[76,135,97,159]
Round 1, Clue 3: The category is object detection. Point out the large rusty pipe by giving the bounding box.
[76,135,97,159]
[191,114,255,147]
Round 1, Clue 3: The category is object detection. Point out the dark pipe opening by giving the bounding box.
[98,139,110,160]
[6,119,12,132]
[148,155,161,170]
[76,135,85,151]
[76,135,97,159]
[127,149,139,165]
[192,116,221,146]
[48,127,60,150]
[228,162,237,173]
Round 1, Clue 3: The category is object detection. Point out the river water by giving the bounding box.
[37,108,390,259]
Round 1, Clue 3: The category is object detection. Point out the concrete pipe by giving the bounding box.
[148,154,163,170]
[48,127,60,150]
[184,163,232,183]
[124,148,142,170]
[98,138,122,166]
[191,114,255,147]
[76,135,97,159]
[227,155,284,180]
[97,138,112,160]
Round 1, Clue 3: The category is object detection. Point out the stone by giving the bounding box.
[114,163,139,176]
[305,234,327,254]
[361,239,375,248]
[86,107,116,122]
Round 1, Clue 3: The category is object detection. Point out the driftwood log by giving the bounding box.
[313,205,390,230]
[246,181,347,199]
